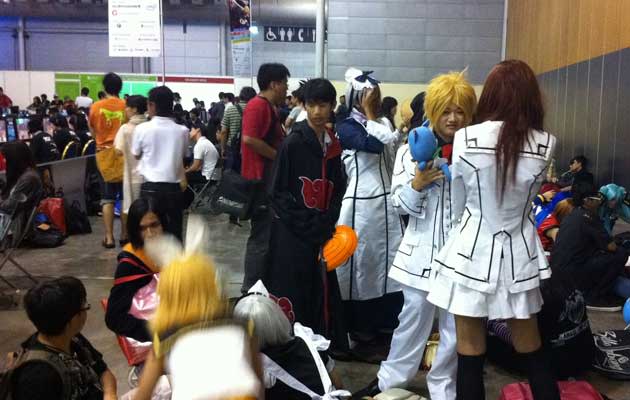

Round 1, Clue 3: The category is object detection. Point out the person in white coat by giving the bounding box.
[353,71,477,400]
[427,60,560,400]
[335,68,405,334]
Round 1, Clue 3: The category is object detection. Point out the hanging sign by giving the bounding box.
[264,26,316,43]
[109,0,162,57]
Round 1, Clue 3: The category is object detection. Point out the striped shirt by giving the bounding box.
[221,101,247,146]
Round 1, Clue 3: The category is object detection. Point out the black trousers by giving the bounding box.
[140,182,183,241]
[579,248,627,301]
[241,205,272,294]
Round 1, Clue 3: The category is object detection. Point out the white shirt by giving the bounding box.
[193,136,219,180]
[75,95,93,109]
[132,116,189,183]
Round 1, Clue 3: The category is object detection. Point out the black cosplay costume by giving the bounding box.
[265,120,347,338]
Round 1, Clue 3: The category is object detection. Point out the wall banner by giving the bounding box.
[228,0,252,77]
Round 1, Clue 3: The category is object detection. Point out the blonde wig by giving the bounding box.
[424,70,477,129]
[151,253,227,336]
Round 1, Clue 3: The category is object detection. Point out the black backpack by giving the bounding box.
[65,201,92,235]
[593,329,630,380]
[0,349,73,400]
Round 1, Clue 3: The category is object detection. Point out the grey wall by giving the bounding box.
[538,48,630,190]
[249,31,316,78]
[0,17,18,70]
[327,0,504,83]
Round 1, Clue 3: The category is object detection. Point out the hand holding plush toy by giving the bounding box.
[408,126,451,188]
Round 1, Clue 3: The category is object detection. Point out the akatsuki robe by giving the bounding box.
[265,121,347,335]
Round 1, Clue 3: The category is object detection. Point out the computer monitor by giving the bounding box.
[16,117,30,140]
[0,119,7,143]
[5,118,17,142]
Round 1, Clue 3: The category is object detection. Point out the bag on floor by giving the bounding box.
[38,197,66,235]
[499,381,603,400]
[65,201,92,235]
[29,225,65,248]
[593,329,630,380]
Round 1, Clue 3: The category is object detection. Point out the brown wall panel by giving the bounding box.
[507,0,630,74]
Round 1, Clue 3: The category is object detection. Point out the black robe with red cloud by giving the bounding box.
[265,120,347,339]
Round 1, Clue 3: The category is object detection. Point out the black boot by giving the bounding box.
[456,353,486,400]
[521,348,560,400]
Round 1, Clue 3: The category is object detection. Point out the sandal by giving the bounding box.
[101,239,115,249]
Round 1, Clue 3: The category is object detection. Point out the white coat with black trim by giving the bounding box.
[433,121,556,294]
[388,144,465,292]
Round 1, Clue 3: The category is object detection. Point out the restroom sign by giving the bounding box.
[264,26,316,43]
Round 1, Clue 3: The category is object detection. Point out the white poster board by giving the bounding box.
[108,0,162,58]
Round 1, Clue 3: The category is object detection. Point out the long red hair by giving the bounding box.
[475,60,544,200]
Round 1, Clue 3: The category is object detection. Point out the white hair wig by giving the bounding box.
[234,294,293,349]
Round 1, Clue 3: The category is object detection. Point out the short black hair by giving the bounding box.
[102,72,123,96]
[239,86,257,102]
[28,116,44,133]
[572,155,588,169]
[292,87,305,103]
[148,86,174,116]
[127,198,165,249]
[302,78,336,106]
[24,276,87,336]
[257,63,290,91]
[80,87,89,96]
[50,113,69,129]
[190,108,200,117]
[126,95,147,115]
[41,94,47,100]
[225,92,235,103]
[68,113,88,132]
[97,91,106,100]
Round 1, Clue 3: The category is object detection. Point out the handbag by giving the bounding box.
[210,169,265,220]
[95,147,123,183]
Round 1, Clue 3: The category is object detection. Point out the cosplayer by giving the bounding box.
[427,60,560,400]
[353,71,477,399]
[599,183,630,236]
[335,68,405,334]
[134,216,261,400]
[265,78,347,340]
[234,281,350,400]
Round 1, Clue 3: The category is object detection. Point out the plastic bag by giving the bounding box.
[38,197,66,235]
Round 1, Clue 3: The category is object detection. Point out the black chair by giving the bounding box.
[62,141,79,160]
[0,202,40,291]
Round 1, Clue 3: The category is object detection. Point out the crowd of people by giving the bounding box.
[1,59,629,400]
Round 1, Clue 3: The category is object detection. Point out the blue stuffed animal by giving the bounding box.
[408,126,451,182]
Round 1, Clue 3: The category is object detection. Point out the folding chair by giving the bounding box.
[62,141,80,160]
[0,204,40,290]
[187,159,223,214]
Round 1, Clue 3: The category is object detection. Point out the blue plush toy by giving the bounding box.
[408,126,451,182]
[623,298,630,326]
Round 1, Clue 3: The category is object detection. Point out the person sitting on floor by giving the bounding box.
[599,183,630,236]
[233,281,348,400]
[0,142,44,243]
[537,198,574,252]
[9,276,118,400]
[552,181,630,311]
[558,155,594,191]
[133,216,261,400]
[486,264,595,380]
[105,198,164,343]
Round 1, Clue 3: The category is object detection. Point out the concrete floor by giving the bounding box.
[0,214,629,399]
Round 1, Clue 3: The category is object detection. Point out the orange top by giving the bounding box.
[89,97,126,148]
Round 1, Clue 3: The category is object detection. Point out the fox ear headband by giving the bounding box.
[344,67,380,111]
[144,214,210,268]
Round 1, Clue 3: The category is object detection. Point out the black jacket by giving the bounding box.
[105,247,156,342]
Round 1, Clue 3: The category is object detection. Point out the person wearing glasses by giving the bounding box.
[105,198,164,343]
[9,276,118,400]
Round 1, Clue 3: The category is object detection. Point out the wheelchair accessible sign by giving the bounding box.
[264,26,316,43]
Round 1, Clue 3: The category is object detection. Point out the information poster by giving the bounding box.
[108,0,161,58]
[228,0,252,77]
